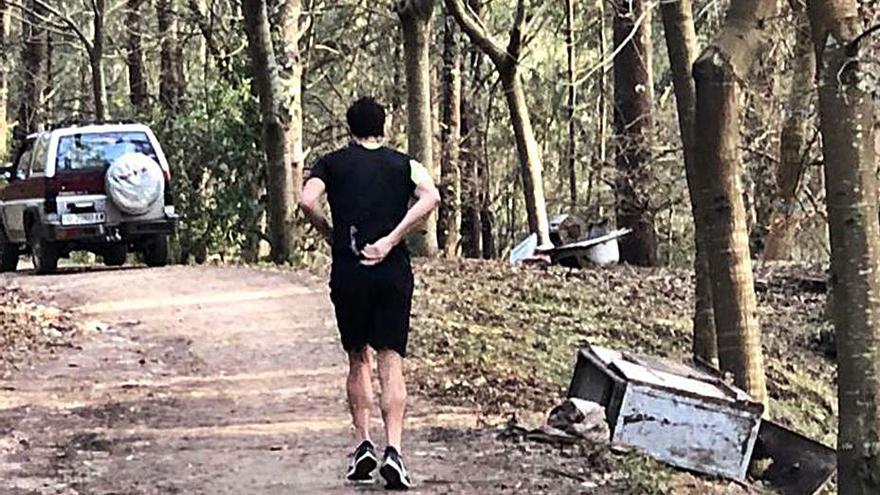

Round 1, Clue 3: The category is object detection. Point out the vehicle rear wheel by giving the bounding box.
[103,244,128,267]
[0,242,19,273]
[28,226,58,275]
[143,235,169,267]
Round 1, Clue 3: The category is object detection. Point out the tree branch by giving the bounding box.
[506,0,525,62]
[444,0,506,65]
[31,0,93,52]
[848,24,880,54]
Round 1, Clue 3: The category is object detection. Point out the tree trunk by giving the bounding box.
[397,0,438,257]
[13,0,48,151]
[243,0,298,263]
[446,0,551,247]
[565,0,577,207]
[692,0,774,404]
[460,84,482,258]
[157,0,182,110]
[0,0,9,159]
[91,0,107,121]
[126,0,148,111]
[762,9,814,261]
[277,0,304,210]
[499,69,552,247]
[659,0,718,365]
[809,2,880,491]
[438,10,462,258]
[613,0,657,266]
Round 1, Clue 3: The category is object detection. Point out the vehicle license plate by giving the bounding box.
[61,212,106,226]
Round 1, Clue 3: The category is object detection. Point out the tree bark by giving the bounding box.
[277,0,304,211]
[13,0,48,152]
[809,1,880,491]
[0,0,9,159]
[692,0,774,404]
[659,0,718,365]
[243,0,298,263]
[460,75,482,258]
[613,0,657,266]
[565,0,577,207]
[762,8,814,261]
[438,10,462,258]
[397,0,438,257]
[127,0,149,111]
[91,0,107,121]
[446,0,551,247]
[157,0,182,110]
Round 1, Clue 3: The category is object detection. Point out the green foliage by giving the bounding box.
[147,81,266,264]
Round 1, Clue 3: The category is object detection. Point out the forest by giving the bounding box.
[0,0,879,493]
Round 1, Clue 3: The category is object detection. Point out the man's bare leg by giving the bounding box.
[377,349,407,451]
[347,347,374,444]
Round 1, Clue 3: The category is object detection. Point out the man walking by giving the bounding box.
[299,97,440,490]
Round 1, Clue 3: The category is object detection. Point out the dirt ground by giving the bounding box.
[0,265,613,495]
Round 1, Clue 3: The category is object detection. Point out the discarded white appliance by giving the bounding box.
[567,344,764,481]
[508,227,632,267]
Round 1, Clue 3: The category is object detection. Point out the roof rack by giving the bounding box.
[48,118,140,131]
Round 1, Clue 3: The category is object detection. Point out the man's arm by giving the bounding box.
[299,178,333,244]
[361,175,441,266]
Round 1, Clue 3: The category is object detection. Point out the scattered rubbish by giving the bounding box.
[567,344,764,481]
[750,421,836,495]
[509,215,631,267]
[547,398,610,443]
[566,344,836,493]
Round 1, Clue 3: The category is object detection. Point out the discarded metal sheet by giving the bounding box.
[752,420,836,495]
[509,227,632,267]
[567,344,764,481]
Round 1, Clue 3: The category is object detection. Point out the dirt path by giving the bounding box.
[0,265,590,495]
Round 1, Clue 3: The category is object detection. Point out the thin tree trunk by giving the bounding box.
[439,10,462,258]
[278,0,304,210]
[460,87,482,258]
[613,0,656,266]
[13,0,47,153]
[127,0,148,111]
[659,0,718,365]
[397,0,438,257]
[446,0,551,247]
[157,0,182,110]
[692,0,774,404]
[565,0,577,207]
[0,0,9,158]
[89,0,107,121]
[595,0,608,192]
[763,8,814,261]
[809,2,880,491]
[243,0,297,263]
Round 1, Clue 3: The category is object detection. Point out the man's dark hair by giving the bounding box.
[346,97,386,138]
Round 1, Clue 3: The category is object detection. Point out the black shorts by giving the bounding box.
[329,259,414,357]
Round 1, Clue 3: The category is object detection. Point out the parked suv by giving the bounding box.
[0,122,178,274]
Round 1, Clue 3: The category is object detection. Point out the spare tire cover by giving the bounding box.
[105,152,164,216]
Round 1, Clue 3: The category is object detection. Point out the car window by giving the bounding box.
[30,135,50,174]
[55,132,158,172]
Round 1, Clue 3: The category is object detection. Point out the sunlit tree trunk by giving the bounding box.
[763,7,814,261]
[278,0,304,210]
[397,0,438,257]
[692,0,775,404]
[446,0,551,247]
[613,0,656,266]
[13,0,48,153]
[659,0,717,365]
[127,0,149,112]
[0,0,9,158]
[809,1,880,491]
[243,0,297,263]
[439,9,462,258]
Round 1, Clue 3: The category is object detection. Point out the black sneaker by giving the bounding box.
[379,446,413,490]
[346,440,378,482]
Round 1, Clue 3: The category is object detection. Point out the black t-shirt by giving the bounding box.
[309,142,423,266]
